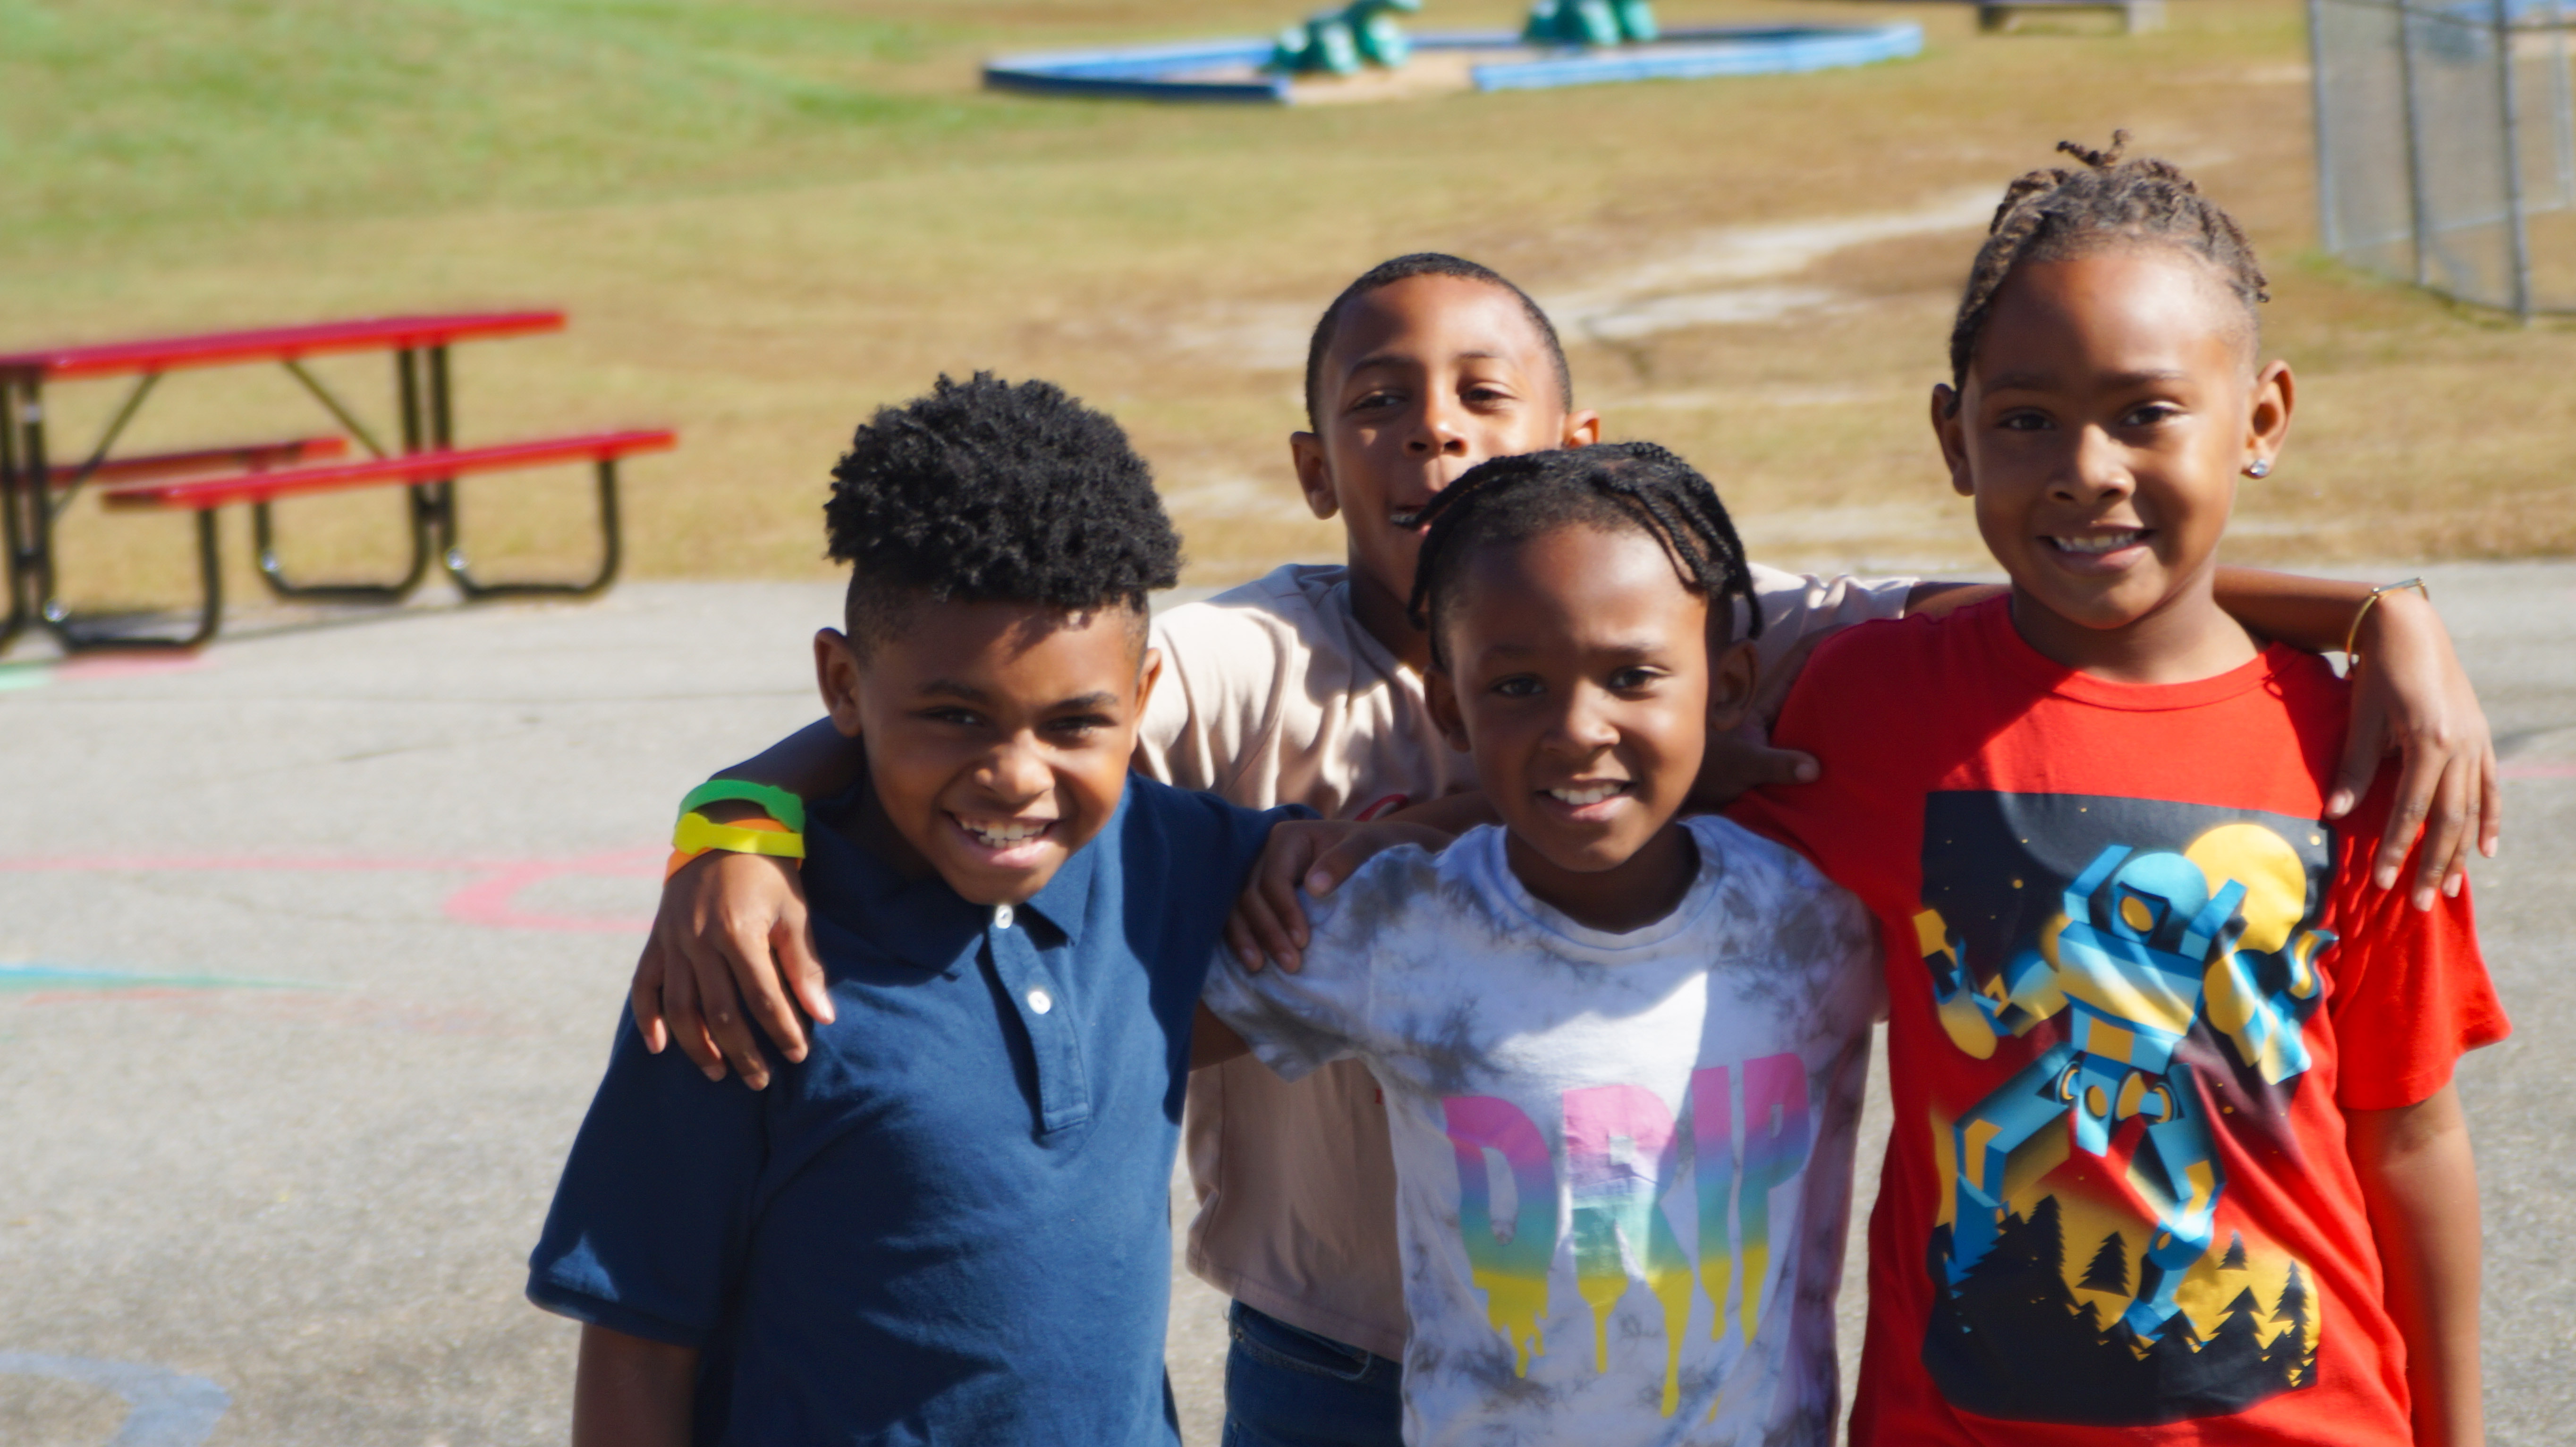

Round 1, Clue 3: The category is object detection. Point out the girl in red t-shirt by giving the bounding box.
[1730,135,2506,1447]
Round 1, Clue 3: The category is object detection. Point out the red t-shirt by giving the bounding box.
[1728,597,2508,1446]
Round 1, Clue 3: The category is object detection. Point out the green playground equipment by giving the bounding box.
[1271,0,1423,75]
[1267,0,1658,77]
[1523,0,1659,46]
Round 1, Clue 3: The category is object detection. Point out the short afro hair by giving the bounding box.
[825,373,1181,652]
[1302,253,1573,432]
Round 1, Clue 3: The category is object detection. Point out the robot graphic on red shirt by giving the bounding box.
[1917,826,2333,1341]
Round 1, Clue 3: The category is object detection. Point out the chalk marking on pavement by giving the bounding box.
[0,962,316,994]
[0,656,213,693]
[0,850,659,933]
[441,850,661,932]
[0,1352,229,1447]
[2502,760,2576,780]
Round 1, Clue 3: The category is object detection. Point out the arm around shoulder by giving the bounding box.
[2211,568,2499,902]
[627,717,857,1087]
[1200,854,1401,1083]
[1225,810,1470,974]
[709,715,867,800]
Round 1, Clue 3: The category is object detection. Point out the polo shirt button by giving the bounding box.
[993,904,1015,930]
[1025,987,1053,1015]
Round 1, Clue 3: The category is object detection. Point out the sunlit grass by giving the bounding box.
[4,0,2569,619]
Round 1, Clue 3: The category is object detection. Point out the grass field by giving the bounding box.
[5,0,2573,619]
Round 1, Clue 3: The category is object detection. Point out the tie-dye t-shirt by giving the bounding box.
[1200,815,1882,1447]
[1156,561,1915,1359]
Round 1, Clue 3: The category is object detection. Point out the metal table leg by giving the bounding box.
[430,345,625,599]
[446,459,624,599]
[0,379,28,652]
[35,505,223,652]
[250,346,435,603]
[24,379,220,651]
[17,380,56,643]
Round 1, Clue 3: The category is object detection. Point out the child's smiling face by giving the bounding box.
[1934,247,2292,674]
[1295,274,1599,659]
[1426,523,1755,932]
[815,599,1158,906]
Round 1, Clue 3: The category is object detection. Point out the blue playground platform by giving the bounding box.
[983,23,1926,104]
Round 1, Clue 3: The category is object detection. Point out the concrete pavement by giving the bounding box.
[0,564,2568,1446]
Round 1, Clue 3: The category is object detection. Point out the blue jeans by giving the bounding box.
[1221,1301,1404,1447]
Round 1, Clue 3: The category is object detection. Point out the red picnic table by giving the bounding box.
[0,311,675,651]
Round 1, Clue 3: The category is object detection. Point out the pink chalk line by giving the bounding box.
[2502,760,2576,780]
[0,849,662,933]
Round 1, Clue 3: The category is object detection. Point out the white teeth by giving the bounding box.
[2053,529,2144,555]
[1549,783,1623,806]
[964,819,1049,845]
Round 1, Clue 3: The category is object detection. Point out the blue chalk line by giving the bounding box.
[0,1353,230,1447]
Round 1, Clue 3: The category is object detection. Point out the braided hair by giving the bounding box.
[1947,132,2269,409]
[1404,442,1760,672]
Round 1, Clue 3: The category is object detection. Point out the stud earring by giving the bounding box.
[2244,459,2272,478]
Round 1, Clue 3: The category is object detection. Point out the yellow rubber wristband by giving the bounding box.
[672,811,806,861]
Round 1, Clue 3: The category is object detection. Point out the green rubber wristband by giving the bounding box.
[679,779,808,833]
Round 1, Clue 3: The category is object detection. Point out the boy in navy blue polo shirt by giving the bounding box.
[527,373,1302,1446]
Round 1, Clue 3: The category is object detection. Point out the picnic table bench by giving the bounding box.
[36,436,348,489]
[0,311,676,651]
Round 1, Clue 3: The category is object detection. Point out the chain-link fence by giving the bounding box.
[2310,0,2576,315]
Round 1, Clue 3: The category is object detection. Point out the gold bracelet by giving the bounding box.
[2342,577,2430,667]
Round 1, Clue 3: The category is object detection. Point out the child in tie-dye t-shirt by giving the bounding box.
[1197,443,1880,1447]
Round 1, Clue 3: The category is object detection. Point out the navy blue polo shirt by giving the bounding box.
[527,777,1297,1446]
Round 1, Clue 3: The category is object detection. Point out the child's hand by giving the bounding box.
[1692,723,1821,807]
[1227,819,1449,974]
[629,850,831,1090]
[2332,589,2500,911]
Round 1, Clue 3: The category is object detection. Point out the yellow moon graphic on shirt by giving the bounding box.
[2185,823,2306,956]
